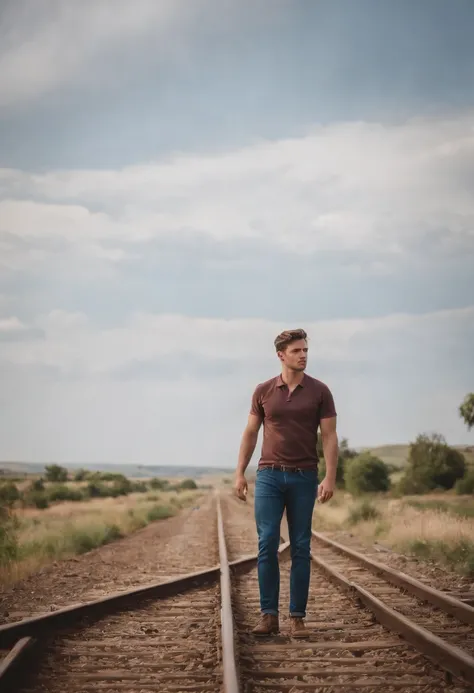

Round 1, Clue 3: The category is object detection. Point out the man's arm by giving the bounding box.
[318,415,338,503]
[234,414,262,500]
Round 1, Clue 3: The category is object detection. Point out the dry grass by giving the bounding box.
[0,490,201,585]
[313,493,474,576]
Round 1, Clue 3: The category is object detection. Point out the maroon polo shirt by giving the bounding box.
[250,373,336,469]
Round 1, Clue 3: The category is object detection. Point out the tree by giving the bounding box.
[402,433,466,493]
[459,393,474,431]
[44,464,68,482]
[317,436,357,488]
[179,478,198,490]
[345,452,391,495]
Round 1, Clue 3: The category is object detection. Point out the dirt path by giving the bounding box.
[0,492,216,624]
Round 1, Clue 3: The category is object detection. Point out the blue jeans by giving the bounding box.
[254,467,318,618]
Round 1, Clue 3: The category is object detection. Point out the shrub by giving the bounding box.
[179,478,198,490]
[0,503,18,562]
[47,484,84,502]
[86,482,110,498]
[0,482,21,506]
[395,472,427,496]
[455,468,474,495]
[24,491,49,509]
[69,524,122,554]
[85,478,135,499]
[345,452,391,495]
[317,436,356,488]
[111,476,132,496]
[150,477,169,490]
[147,504,174,522]
[403,433,466,493]
[131,481,148,493]
[347,500,381,525]
[126,509,147,531]
[44,464,68,482]
[74,468,90,481]
[99,472,129,482]
[30,478,45,492]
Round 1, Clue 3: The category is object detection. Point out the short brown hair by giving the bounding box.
[274,328,308,352]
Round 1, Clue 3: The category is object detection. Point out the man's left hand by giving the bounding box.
[317,477,335,503]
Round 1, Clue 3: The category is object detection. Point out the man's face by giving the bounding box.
[278,338,308,371]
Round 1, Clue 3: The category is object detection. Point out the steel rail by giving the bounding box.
[216,492,240,693]
[312,529,474,626]
[0,496,272,692]
[311,551,474,686]
[0,637,35,691]
[0,551,266,650]
[0,564,221,649]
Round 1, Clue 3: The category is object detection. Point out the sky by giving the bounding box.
[0,0,473,466]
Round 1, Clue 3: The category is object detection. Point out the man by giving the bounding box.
[234,328,338,638]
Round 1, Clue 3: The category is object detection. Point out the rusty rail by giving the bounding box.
[312,530,474,626]
[216,492,240,693]
[311,539,474,685]
[0,564,220,649]
[0,549,265,651]
[0,637,35,691]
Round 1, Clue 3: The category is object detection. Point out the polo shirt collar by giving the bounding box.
[276,374,306,388]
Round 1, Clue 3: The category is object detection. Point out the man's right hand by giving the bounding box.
[234,473,248,501]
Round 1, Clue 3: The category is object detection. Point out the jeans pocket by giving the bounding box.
[299,469,318,482]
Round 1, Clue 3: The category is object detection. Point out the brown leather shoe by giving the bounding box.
[252,614,279,636]
[289,617,309,638]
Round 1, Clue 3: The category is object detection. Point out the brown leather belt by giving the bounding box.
[259,464,317,473]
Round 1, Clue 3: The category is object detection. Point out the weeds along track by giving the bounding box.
[1,490,473,693]
[1,494,223,693]
[0,494,219,622]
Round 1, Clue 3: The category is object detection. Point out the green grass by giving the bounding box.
[406,537,474,577]
[0,491,200,586]
[19,523,123,560]
[146,504,174,522]
[347,500,381,525]
[405,498,474,519]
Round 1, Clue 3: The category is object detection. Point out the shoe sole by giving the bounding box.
[252,630,280,637]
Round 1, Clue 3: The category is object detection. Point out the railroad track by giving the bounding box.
[0,491,473,693]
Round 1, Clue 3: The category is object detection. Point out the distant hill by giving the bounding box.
[1,443,473,479]
[0,461,234,479]
[360,444,474,468]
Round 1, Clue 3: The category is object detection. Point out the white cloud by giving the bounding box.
[1,112,473,270]
[0,1,204,107]
[1,305,472,376]
[0,305,472,462]
[0,316,26,333]
[0,0,285,108]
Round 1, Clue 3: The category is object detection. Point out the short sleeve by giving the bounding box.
[250,386,264,419]
[320,385,337,419]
